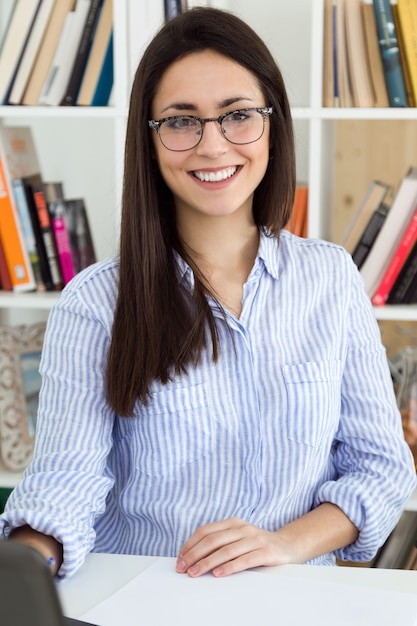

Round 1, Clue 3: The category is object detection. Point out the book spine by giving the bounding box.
[23,178,54,291]
[351,202,390,269]
[0,157,36,291]
[373,0,408,106]
[12,178,45,291]
[396,0,417,105]
[62,0,103,105]
[91,29,113,106]
[0,235,12,291]
[31,186,63,290]
[372,206,417,305]
[387,241,417,303]
[65,199,96,273]
[165,0,182,20]
[48,203,76,285]
[332,0,339,106]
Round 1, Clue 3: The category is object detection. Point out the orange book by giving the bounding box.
[0,126,41,292]
[285,185,308,237]
[0,155,36,291]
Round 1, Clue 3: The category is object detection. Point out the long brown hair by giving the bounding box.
[106,7,296,416]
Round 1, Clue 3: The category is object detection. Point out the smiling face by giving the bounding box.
[150,49,271,233]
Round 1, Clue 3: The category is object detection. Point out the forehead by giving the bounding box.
[152,50,263,113]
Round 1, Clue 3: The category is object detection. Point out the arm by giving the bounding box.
[176,503,358,577]
[0,264,118,579]
[9,526,63,576]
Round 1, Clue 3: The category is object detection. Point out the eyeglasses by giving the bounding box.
[148,107,273,152]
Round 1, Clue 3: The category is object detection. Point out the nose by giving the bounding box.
[195,120,228,157]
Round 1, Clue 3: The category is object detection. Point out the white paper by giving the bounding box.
[81,558,417,626]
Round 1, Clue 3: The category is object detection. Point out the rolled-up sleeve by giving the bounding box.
[315,258,416,562]
[0,264,118,579]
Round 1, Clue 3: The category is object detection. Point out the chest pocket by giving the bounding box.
[282,360,342,447]
[132,381,214,477]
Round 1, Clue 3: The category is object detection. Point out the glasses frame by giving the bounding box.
[148,106,273,152]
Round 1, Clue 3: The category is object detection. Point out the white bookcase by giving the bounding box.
[0,0,416,512]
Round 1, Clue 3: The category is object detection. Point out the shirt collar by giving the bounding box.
[256,228,281,281]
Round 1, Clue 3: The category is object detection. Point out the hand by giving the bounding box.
[175,517,292,578]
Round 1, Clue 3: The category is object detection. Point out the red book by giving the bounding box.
[372,206,417,306]
[0,234,12,291]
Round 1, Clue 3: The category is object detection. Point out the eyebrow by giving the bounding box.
[160,96,254,114]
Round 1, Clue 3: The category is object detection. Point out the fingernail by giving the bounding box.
[176,559,186,572]
[187,565,199,576]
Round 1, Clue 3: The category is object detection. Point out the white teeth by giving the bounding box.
[193,166,237,182]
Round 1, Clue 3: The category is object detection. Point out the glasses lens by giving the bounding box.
[159,116,202,151]
[221,109,265,145]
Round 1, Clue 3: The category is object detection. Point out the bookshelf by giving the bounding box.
[0,0,416,520]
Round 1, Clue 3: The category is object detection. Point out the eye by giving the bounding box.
[224,109,253,123]
[164,116,199,131]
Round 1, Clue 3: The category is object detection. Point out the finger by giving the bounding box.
[178,518,240,556]
[185,538,256,577]
[176,519,247,573]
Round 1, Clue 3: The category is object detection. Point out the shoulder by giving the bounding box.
[279,230,352,265]
[53,256,120,320]
[262,231,364,308]
[263,230,356,277]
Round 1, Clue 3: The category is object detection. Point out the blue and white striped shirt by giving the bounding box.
[1,230,416,579]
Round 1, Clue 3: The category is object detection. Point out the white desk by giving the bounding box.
[58,553,417,622]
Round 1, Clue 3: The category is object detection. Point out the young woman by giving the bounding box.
[1,7,415,580]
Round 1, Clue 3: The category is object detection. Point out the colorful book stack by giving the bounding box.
[0,0,113,107]
[340,167,417,305]
[322,0,417,108]
[0,125,96,293]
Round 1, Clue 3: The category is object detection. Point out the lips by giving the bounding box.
[192,166,238,182]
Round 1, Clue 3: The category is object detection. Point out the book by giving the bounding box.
[344,0,375,107]
[12,178,45,290]
[61,0,103,105]
[396,0,417,106]
[386,240,417,303]
[0,125,40,292]
[372,205,417,305]
[38,0,92,106]
[340,179,391,253]
[76,0,112,106]
[0,235,12,291]
[52,198,96,274]
[7,0,57,105]
[90,29,113,106]
[18,174,57,290]
[392,0,415,106]
[47,199,76,285]
[335,0,353,107]
[165,0,182,20]
[0,1,17,47]
[285,185,308,237]
[360,166,417,296]
[127,0,164,85]
[0,0,42,104]
[322,0,335,107]
[361,1,390,106]
[22,0,76,106]
[351,201,390,268]
[373,0,408,106]
[26,178,63,290]
[42,181,65,202]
